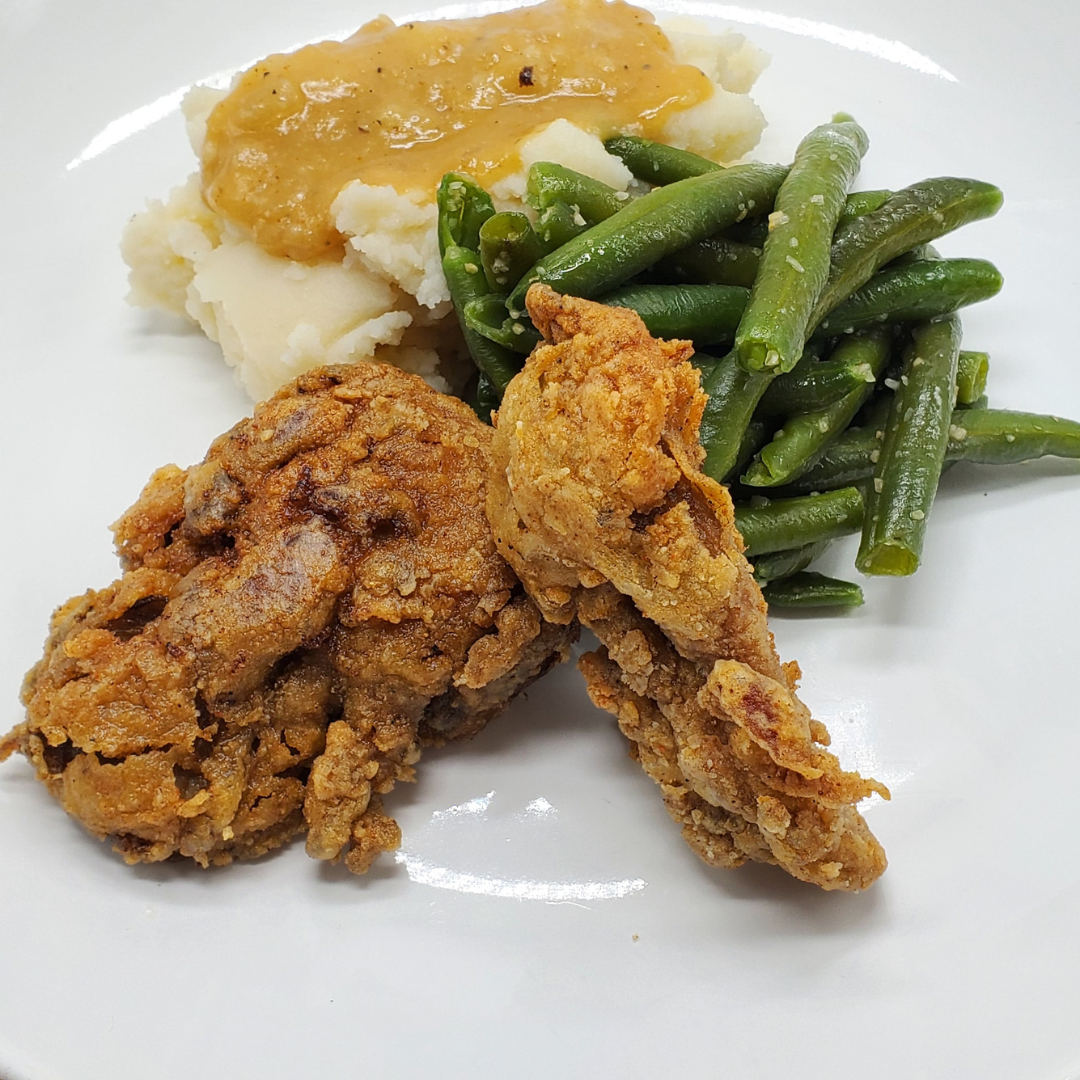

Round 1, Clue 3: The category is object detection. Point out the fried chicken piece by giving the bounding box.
[487,284,888,890]
[1,364,574,873]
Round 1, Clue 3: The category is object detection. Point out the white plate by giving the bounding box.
[2,2,1079,1078]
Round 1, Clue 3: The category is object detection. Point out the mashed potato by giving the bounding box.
[122,17,768,402]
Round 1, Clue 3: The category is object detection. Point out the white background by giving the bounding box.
[1,1,1078,1077]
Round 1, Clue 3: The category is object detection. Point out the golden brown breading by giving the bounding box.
[1,364,573,873]
[487,284,888,891]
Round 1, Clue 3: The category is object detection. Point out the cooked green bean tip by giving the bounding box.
[956,350,989,405]
[437,172,495,255]
[858,541,918,577]
[814,258,1003,339]
[734,116,870,375]
[735,486,865,556]
[763,571,865,608]
[479,211,543,292]
[750,539,832,584]
[527,162,631,224]
[857,315,962,576]
[811,178,1003,335]
[603,135,723,185]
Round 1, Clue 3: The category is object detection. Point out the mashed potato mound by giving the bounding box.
[122,21,768,403]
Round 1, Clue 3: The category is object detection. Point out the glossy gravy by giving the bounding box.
[200,0,714,261]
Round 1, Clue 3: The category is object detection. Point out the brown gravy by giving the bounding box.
[200,0,714,261]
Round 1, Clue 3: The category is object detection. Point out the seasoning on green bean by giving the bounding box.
[506,162,789,310]
[857,315,963,576]
[762,424,882,495]
[774,405,1080,497]
[534,200,589,253]
[725,189,891,250]
[955,350,989,406]
[598,283,748,346]
[463,296,542,355]
[734,486,865,556]
[478,212,543,292]
[441,244,520,398]
[809,177,1004,333]
[763,572,865,609]
[436,172,495,255]
[603,135,723,185]
[655,234,762,289]
[527,162,632,224]
[946,407,1080,464]
[735,116,870,375]
[743,328,893,487]
[750,539,832,584]
[813,258,1003,338]
[699,353,776,482]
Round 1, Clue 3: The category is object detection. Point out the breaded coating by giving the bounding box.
[1,364,573,873]
[488,284,888,890]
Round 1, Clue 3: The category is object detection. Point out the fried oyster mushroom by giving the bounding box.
[1,364,573,873]
[487,284,889,891]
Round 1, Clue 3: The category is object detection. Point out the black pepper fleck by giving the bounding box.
[518,65,534,87]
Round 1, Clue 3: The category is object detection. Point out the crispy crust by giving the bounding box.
[4,364,574,872]
[486,285,888,890]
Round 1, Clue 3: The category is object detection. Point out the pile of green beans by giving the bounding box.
[437,122,1080,610]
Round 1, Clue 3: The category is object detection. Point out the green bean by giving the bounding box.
[956,350,989,405]
[813,258,1003,338]
[479,212,543,292]
[506,163,789,309]
[731,419,772,482]
[857,315,963,576]
[442,245,520,396]
[763,572,864,609]
[764,425,881,495]
[437,173,495,255]
[852,390,896,431]
[655,234,762,289]
[734,486,865,556]
[598,283,748,345]
[743,329,893,487]
[735,116,870,374]
[691,351,724,383]
[723,217,769,247]
[463,296,542,355]
[534,200,589,253]
[771,406,1080,496]
[474,370,500,420]
[809,177,1004,332]
[603,135,723,185]
[725,189,886,249]
[886,242,939,269]
[945,407,1080,464]
[527,162,632,224]
[836,189,892,225]
[699,353,776,482]
[756,343,873,418]
[750,539,832,584]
